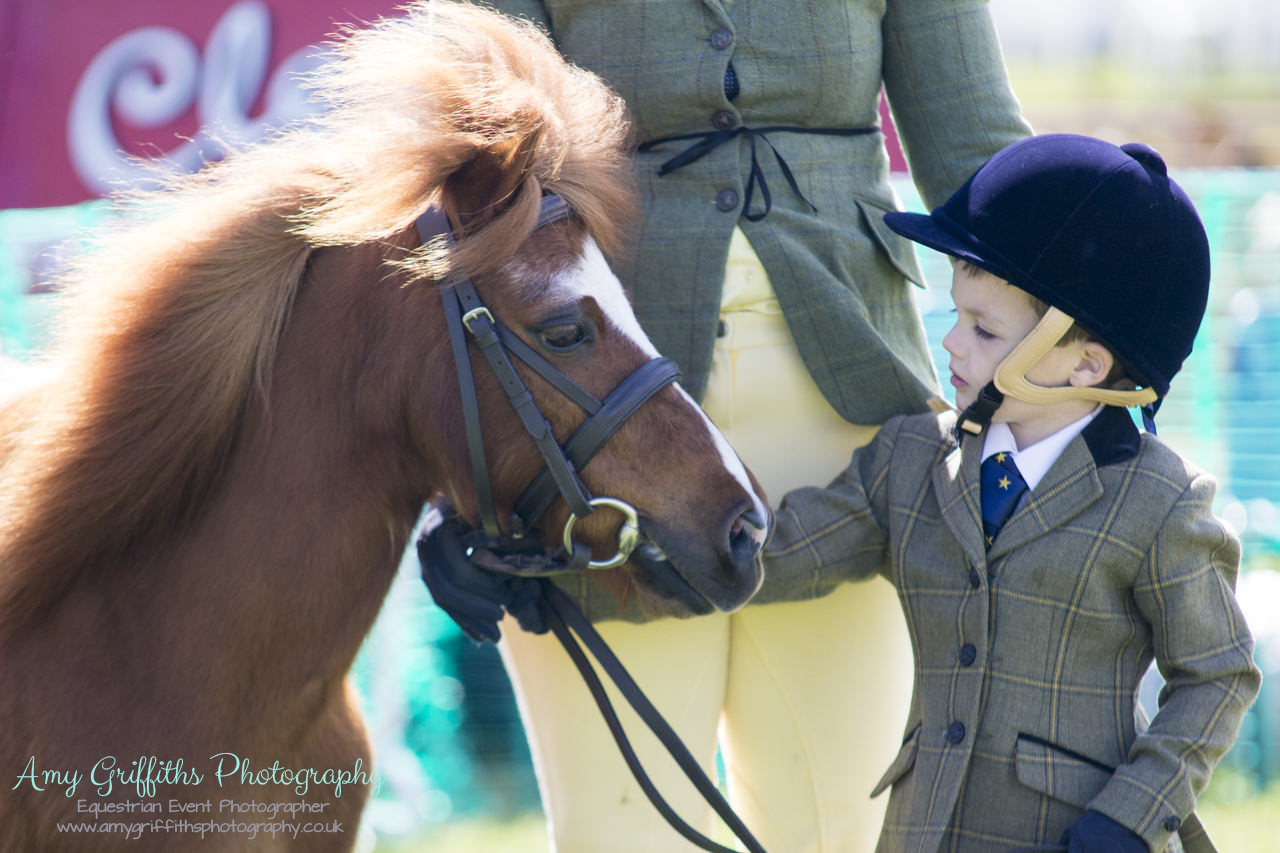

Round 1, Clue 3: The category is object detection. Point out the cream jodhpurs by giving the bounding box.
[498,233,914,853]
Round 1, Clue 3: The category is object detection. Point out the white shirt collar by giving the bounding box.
[981,408,1101,491]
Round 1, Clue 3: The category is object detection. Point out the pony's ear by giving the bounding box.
[444,128,543,231]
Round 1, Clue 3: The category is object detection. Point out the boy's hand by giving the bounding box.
[1060,810,1146,853]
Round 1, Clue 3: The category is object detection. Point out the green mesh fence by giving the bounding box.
[2,169,1278,840]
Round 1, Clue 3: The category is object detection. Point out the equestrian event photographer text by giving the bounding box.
[14,754,380,798]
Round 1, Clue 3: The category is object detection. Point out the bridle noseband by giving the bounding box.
[415,193,680,572]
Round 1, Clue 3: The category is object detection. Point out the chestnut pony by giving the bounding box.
[0,3,768,849]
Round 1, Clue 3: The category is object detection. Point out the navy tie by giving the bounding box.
[981,452,1028,548]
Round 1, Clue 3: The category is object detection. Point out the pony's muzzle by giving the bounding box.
[623,499,770,615]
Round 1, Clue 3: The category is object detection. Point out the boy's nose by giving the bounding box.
[941,324,961,356]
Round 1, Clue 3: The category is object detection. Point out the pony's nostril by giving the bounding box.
[728,506,767,558]
[733,507,768,538]
[720,505,767,597]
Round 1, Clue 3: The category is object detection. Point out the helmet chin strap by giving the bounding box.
[956,381,1004,436]
[956,307,1158,436]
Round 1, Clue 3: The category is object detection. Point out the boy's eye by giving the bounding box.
[974,325,997,341]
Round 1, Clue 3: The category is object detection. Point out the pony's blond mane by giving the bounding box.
[0,0,634,627]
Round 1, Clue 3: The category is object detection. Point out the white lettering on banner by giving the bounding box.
[68,1,323,196]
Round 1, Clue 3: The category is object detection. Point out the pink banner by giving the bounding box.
[1,0,907,210]
[0,0,396,209]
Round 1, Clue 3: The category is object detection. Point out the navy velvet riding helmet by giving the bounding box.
[884,133,1210,401]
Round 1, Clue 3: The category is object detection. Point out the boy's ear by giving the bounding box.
[1069,340,1115,388]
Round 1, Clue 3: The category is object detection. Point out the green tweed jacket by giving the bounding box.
[487,0,1031,425]
[762,407,1261,852]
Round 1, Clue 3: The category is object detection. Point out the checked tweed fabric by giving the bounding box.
[981,452,1028,547]
[763,409,1259,852]
[482,0,1032,425]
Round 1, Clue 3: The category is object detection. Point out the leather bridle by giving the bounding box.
[414,193,771,853]
[415,193,681,572]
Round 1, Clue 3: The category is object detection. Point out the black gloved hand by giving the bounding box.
[1060,810,1147,853]
[417,513,518,644]
[416,503,556,643]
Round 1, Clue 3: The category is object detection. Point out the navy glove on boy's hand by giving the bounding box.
[1061,810,1147,853]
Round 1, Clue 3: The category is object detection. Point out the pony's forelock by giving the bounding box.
[290,1,635,279]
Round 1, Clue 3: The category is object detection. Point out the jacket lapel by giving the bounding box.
[933,435,988,568]
[987,436,1103,560]
[934,407,1134,564]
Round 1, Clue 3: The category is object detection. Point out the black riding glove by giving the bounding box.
[417,513,513,644]
[416,511,550,644]
[1060,810,1147,853]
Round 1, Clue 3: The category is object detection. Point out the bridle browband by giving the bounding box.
[415,193,680,571]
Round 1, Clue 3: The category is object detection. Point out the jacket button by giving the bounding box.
[969,568,981,589]
[946,722,966,744]
[958,643,977,667]
[715,189,739,212]
[712,109,738,131]
[710,27,733,50]
[1163,815,1182,833]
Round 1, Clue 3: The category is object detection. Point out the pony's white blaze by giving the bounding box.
[674,384,770,542]
[556,236,660,358]
[555,238,769,532]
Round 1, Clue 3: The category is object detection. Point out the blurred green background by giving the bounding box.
[2,1,1278,851]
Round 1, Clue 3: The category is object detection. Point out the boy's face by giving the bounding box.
[942,264,1095,447]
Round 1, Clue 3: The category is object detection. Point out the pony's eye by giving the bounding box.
[539,322,587,352]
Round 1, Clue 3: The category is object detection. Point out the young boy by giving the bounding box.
[762,134,1260,852]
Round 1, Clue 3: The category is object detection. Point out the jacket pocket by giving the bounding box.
[853,196,927,288]
[871,724,921,798]
[1013,733,1114,810]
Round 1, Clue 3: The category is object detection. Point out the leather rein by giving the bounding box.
[415,193,769,853]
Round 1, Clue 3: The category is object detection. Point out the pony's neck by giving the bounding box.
[74,238,439,698]
[167,405,424,688]
[170,240,440,684]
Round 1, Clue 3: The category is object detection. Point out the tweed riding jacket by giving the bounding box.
[487,0,1031,425]
[763,407,1261,852]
